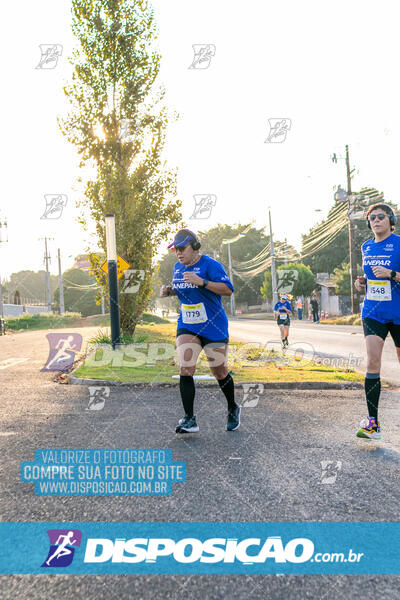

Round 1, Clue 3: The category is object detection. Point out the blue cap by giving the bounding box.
[167,229,197,249]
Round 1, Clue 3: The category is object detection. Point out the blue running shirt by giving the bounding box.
[361,233,400,324]
[172,255,234,340]
[274,301,292,315]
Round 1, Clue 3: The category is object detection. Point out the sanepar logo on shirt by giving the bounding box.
[84,536,314,564]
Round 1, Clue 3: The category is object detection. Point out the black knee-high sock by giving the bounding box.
[217,373,237,411]
[365,373,381,420]
[179,375,195,417]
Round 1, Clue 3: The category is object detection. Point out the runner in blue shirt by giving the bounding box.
[274,294,292,348]
[354,203,400,440]
[160,229,241,434]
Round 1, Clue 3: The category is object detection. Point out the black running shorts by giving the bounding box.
[362,317,400,348]
[176,328,229,348]
[277,317,290,326]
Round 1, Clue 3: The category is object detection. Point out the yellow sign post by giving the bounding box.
[100,255,131,280]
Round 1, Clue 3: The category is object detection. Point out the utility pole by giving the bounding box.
[226,241,235,316]
[0,275,3,320]
[284,238,288,266]
[101,295,105,315]
[42,237,52,312]
[346,145,360,314]
[57,249,65,315]
[269,209,278,306]
[0,216,8,321]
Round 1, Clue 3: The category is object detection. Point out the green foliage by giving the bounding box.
[3,270,58,304]
[53,268,99,317]
[332,262,363,295]
[59,0,182,335]
[260,263,316,300]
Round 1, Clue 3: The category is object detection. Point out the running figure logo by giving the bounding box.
[190,194,217,219]
[277,269,298,294]
[87,386,110,410]
[41,333,83,372]
[41,529,82,567]
[241,383,265,407]
[320,460,342,484]
[121,270,145,294]
[36,44,63,69]
[188,44,216,69]
[40,194,68,220]
[119,118,133,140]
[265,118,292,143]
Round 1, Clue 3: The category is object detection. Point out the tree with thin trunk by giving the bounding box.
[59,0,182,335]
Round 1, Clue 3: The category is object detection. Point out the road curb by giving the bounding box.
[67,375,363,390]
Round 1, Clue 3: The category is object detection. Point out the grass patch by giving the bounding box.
[4,311,169,332]
[322,315,362,326]
[73,323,364,384]
[5,312,83,331]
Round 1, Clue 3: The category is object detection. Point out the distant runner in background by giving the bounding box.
[274,294,292,348]
[296,296,303,320]
[310,295,319,323]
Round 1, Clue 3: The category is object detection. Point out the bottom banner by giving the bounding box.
[1,522,398,574]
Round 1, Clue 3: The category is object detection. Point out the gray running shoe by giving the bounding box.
[176,415,199,434]
[227,405,241,431]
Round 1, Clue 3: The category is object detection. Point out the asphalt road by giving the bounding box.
[1,327,400,598]
[229,318,400,387]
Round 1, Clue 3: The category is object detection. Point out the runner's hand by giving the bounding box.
[354,276,366,292]
[183,272,204,286]
[371,266,392,279]
[160,285,169,297]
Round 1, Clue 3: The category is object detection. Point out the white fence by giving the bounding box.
[2,304,51,317]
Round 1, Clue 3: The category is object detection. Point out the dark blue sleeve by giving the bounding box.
[207,258,234,291]
[287,302,292,311]
[274,302,279,311]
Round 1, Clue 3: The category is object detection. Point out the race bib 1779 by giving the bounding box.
[182,303,208,324]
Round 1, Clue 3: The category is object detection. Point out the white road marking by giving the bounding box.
[0,358,29,370]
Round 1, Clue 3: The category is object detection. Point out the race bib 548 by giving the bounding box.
[367,279,392,301]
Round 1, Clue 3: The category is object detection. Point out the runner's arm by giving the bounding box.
[202,280,232,296]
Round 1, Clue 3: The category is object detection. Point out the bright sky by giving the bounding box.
[1,0,399,278]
